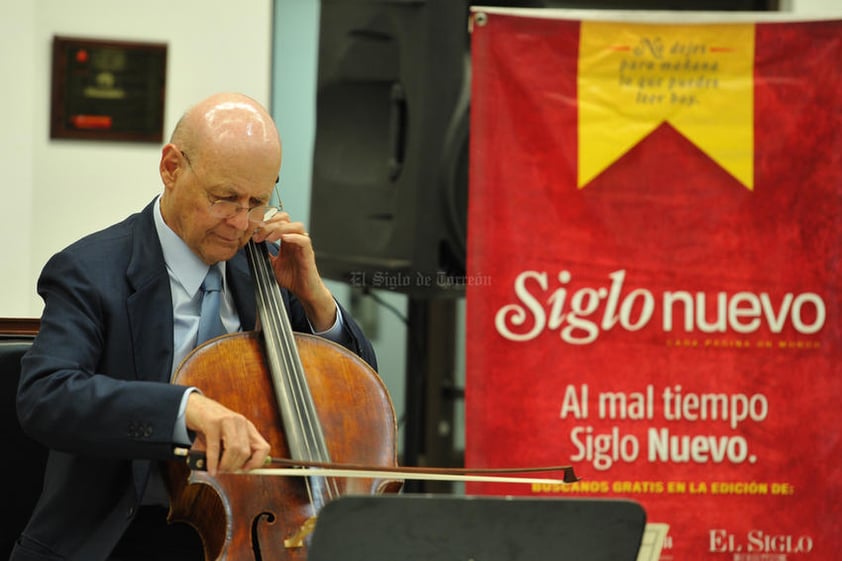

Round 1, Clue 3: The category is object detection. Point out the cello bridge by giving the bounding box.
[283,515,318,548]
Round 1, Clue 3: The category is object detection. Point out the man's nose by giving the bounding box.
[227,208,252,230]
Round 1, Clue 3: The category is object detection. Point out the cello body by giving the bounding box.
[165,330,402,561]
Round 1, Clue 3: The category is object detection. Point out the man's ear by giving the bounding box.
[159,144,182,187]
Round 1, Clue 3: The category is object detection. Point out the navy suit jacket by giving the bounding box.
[12,200,377,561]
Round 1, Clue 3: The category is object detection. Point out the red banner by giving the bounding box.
[466,9,841,560]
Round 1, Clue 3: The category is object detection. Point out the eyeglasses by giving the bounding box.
[180,149,282,225]
[207,196,281,225]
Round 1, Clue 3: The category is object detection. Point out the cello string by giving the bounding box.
[252,241,309,457]
[248,242,318,508]
[248,241,342,503]
[257,242,324,462]
[259,241,342,502]
[247,242,301,449]
[269,245,344,500]
[248,242,314,476]
[250,241,301,441]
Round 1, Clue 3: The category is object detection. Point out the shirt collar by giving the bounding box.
[153,195,224,297]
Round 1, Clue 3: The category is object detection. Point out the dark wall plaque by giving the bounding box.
[50,36,167,143]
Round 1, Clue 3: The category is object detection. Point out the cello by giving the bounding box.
[165,239,402,561]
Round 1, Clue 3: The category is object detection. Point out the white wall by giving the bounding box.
[0,0,272,317]
[784,0,842,14]
[0,2,38,318]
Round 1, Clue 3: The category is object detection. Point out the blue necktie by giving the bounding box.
[197,265,226,345]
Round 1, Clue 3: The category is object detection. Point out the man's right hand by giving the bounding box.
[184,392,271,476]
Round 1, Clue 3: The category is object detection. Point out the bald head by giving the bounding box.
[170,93,281,171]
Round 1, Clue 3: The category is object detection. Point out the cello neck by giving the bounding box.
[245,240,332,467]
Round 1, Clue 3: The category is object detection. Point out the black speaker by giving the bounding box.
[310,0,470,297]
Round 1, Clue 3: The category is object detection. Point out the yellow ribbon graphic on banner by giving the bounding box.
[578,22,755,189]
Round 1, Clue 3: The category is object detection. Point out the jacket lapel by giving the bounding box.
[126,201,174,383]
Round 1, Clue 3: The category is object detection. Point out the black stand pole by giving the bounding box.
[402,297,458,493]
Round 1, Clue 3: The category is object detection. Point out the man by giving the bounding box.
[12,93,377,561]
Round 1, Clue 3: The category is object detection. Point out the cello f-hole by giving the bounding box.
[251,511,275,561]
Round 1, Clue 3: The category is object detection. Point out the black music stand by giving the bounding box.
[308,495,646,561]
